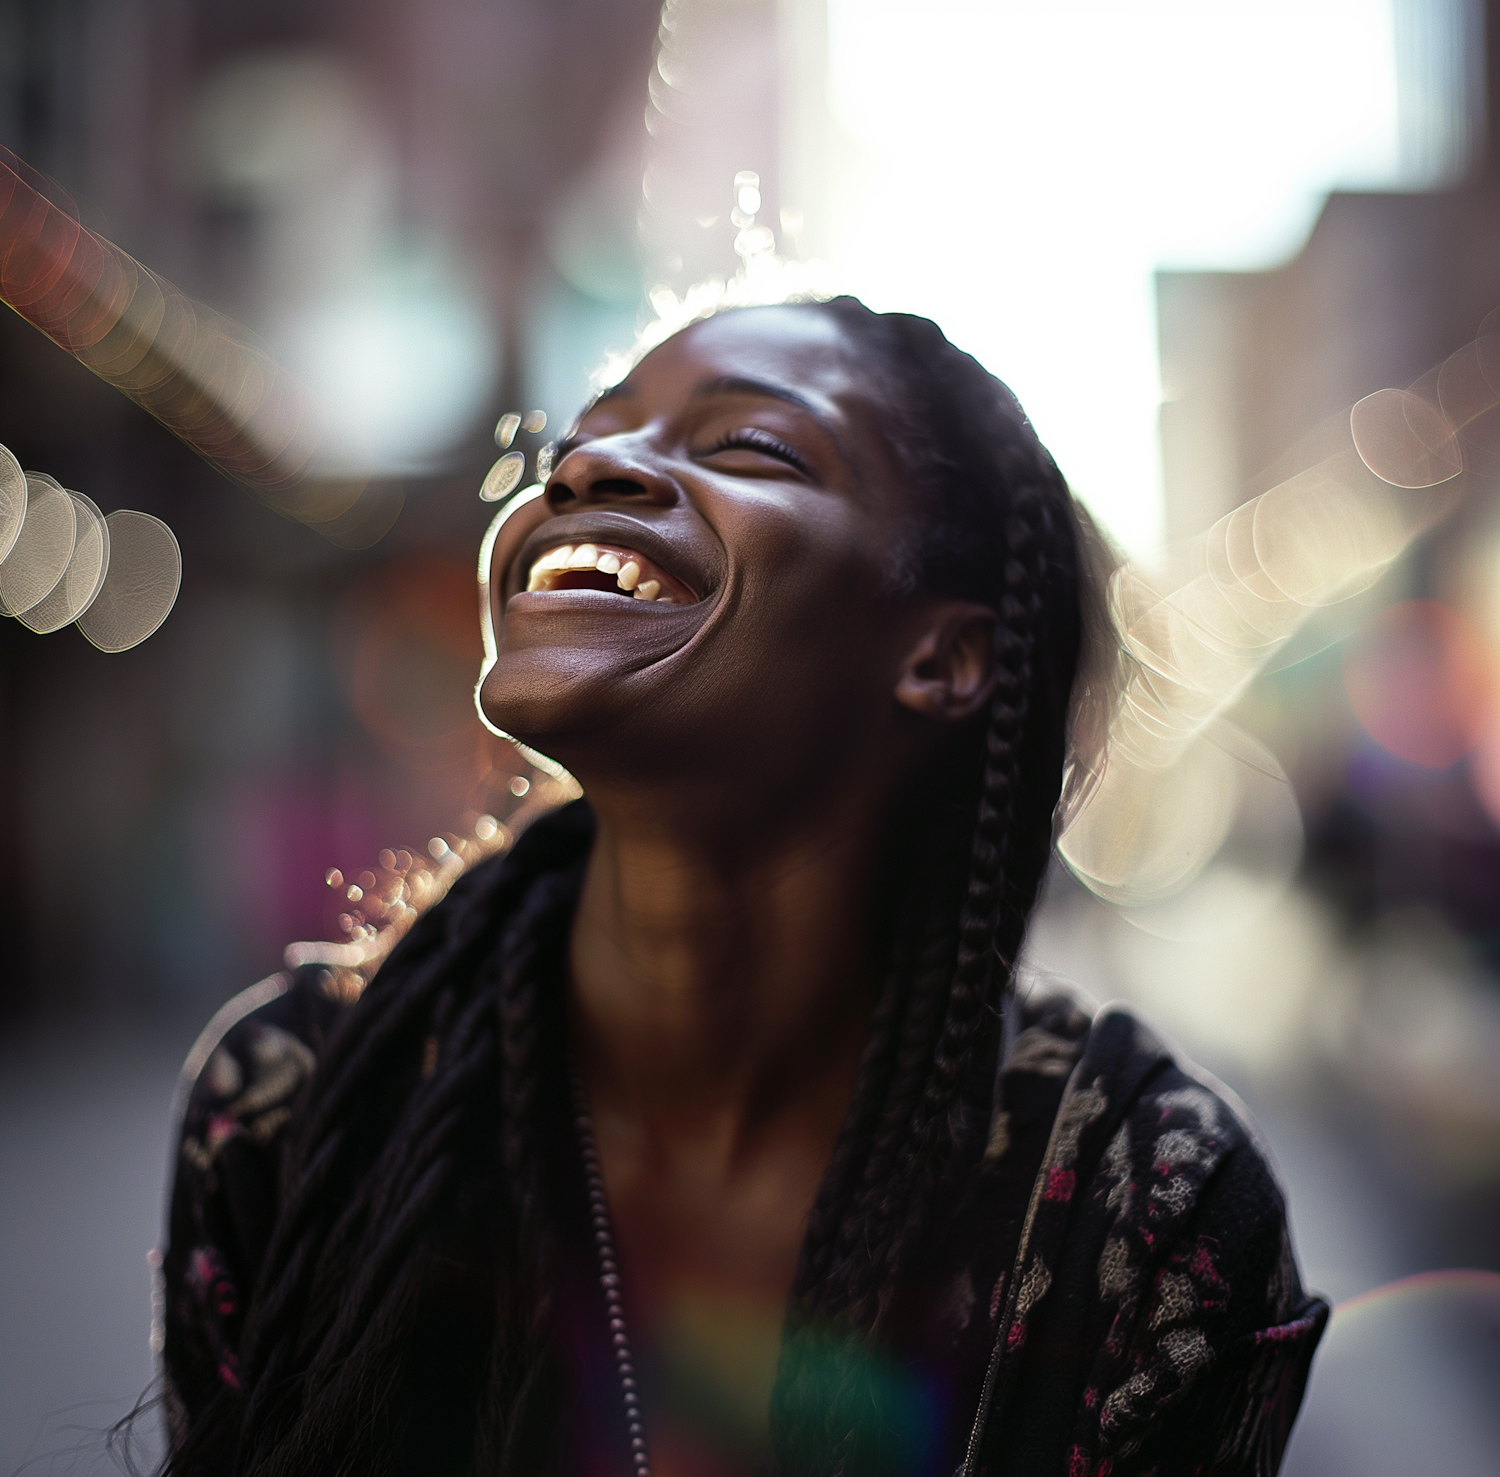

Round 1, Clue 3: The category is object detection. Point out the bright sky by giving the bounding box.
[822,0,1467,554]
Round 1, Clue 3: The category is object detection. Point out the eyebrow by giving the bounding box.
[553,372,851,470]
[689,375,848,461]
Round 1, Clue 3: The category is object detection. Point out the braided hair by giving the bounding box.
[161,298,1082,1477]
[763,300,1081,1473]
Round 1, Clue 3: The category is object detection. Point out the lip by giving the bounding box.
[506,511,720,608]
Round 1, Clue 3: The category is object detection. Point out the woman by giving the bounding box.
[161,297,1327,1477]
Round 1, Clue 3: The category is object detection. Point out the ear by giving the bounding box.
[893,602,998,723]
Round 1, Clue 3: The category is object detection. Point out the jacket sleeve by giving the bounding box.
[1065,1083,1329,1477]
[159,968,345,1442]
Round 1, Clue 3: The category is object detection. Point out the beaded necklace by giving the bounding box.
[570,1071,653,1477]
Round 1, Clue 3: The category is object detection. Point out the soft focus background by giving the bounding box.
[2,0,1499,1471]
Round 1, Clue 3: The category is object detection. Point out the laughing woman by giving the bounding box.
[161,298,1327,1477]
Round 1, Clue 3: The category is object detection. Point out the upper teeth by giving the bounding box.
[526,543,678,602]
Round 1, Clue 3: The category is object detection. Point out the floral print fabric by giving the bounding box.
[161,859,1326,1475]
[955,983,1328,1476]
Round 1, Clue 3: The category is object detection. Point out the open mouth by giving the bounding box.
[523,541,697,605]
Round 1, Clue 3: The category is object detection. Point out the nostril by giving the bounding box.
[590,478,651,500]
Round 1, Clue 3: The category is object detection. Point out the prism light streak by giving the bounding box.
[1058,339,1482,911]
[0,146,399,545]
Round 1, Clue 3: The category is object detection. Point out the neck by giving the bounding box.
[567,775,891,1162]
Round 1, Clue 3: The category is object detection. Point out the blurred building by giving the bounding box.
[1156,0,1500,944]
[0,0,686,1023]
[1144,0,1500,1297]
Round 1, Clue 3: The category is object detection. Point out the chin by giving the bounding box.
[481,656,600,749]
[479,652,675,780]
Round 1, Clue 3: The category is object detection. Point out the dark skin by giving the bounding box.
[479,306,999,1475]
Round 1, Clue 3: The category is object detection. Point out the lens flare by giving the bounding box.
[0,441,180,648]
[0,474,75,616]
[1061,719,1303,937]
[1349,387,1463,489]
[1061,372,1467,912]
[284,764,576,997]
[75,510,181,652]
[1332,1267,1500,1323]
[1438,322,1500,483]
[0,144,399,544]
[480,451,527,502]
[0,442,26,562]
[1290,1269,1500,1477]
[16,490,109,633]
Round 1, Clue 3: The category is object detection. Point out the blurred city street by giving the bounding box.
[4,0,1500,1471]
[1,1014,187,1475]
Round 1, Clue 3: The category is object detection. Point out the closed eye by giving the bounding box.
[704,427,811,474]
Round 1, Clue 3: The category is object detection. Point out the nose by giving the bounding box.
[545,435,677,514]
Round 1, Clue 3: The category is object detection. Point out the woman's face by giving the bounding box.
[479,306,951,800]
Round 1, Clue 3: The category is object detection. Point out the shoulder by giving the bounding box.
[171,799,597,1172]
[172,969,344,1174]
[973,979,1326,1472]
[1002,974,1290,1238]
[1030,984,1328,1471]
[165,964,354,1296]
[1019,979,1309,1317]
[160,964,351,1430]
[1070,997,1298,1281]
[989,974,1305,1320]
[161,799,595,1427]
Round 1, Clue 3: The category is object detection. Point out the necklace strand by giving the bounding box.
[571,1071,652,1477]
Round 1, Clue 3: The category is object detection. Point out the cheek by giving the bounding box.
[745,494,890,621]
[708,501,903,705]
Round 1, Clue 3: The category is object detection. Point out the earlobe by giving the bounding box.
[893,604,999,723]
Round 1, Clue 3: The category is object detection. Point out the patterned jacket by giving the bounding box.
[162,826,1327,1475]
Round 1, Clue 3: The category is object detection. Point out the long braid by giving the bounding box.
[868,497,1045,1282]
[770,302,1080,1475]
[232,903,492,1406]
[277,868,580,1473]
[241,958,505,1468]
[792,888,924,1297]
[476,859,583,1476]
[228,890,507,1467]
[295,984,502,1382]
[165,808,595,1477]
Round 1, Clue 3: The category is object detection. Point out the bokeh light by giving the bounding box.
[276,257,498,478]
[1344,599,1494,767]
[0,444,179,649]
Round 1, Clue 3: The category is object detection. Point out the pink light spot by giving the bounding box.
[1345,600,1493,768]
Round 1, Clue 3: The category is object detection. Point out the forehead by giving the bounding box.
[616,305,873,411]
